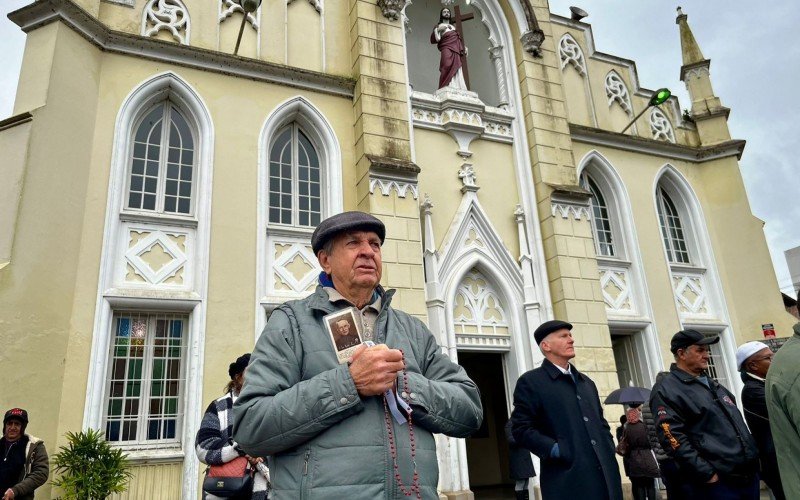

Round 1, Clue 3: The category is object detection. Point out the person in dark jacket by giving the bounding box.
[736,341,785,500]
[619,407,659,500]
[511,320,623,500]
[505,420,535,500]
[616,414,629,478]
[642,372,689,499]
[0,408,49,500]
[650,330,760,500]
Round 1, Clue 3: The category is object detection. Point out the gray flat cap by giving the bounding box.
[311,211,386,254]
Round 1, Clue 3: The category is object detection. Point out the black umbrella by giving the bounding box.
[604,386,651,405]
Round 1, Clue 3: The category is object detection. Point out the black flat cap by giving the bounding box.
[670,329,719,354]
[534,320,573,345]
[311,211,385,254]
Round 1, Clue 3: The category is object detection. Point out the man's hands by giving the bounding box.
[348,344,404,397]
[707,473,719,484]
[3,488,15,500]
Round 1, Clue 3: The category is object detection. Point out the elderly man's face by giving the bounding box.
[541,329,575,361]
[745,347,773,378]
[319,230,382,291]
[336,320,351,336]
[677,344,711,375]
[4,420,22,442]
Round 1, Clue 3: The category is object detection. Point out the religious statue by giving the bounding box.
[430,7,468,90]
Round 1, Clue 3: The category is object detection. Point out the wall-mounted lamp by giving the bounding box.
[234,0,263,55]
[620,88,671,134]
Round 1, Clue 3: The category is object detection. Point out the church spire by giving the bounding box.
[676,7,731,145]
[676,7,704,66]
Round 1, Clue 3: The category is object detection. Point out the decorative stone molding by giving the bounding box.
[458,164,479,193]
[549,183,592,220]
[605,71,632,114]
[487,46,509,108]
[521,29,545,57]
[559,34,586,76]
[551,203,591,220]
[377,0,408,21]
[122,226,191,287]
[10,0,355,99]
[683,66,709,81]
[672,270,711,317]
[142,0,190,45]
[410,91,514,152]
[287,0,321,14]
[599,266,634,313]
[369,178,419,199]
[650,107,676,143]
[367,155,420,200]
[219,0,259,29]
[270,239,320,294]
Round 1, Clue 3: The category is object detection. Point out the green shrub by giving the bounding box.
[51,429,133,499]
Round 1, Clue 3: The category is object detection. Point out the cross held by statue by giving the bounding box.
[453,5,474,88]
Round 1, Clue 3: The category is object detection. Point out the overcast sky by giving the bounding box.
[2,1,798,294]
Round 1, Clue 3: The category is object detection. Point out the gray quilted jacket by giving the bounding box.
[233,286,483,499]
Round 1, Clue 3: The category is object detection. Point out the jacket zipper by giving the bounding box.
[300,449,311,500]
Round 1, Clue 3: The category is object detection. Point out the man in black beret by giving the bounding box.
[650,330,760,499]
[510,321,622,500]
[235,211,482,499]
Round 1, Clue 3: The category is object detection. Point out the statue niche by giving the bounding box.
[406,0,500,106]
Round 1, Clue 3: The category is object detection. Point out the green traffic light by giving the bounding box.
[649,88,671,106]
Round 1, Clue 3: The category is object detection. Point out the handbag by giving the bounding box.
[615,433,629,456]
[203,456,254,498]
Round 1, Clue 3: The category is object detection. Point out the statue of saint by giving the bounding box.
[430,7,467,90]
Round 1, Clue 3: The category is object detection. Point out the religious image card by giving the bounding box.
[323,308,364,364]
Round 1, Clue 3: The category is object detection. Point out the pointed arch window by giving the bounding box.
[656,187,691,264]
[583,176,616,257]
[126,102,195,215]
[268,124,322,227]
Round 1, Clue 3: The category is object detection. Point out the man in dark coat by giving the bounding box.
[737,341,785,500]
[651,330,760,500]
[511,320,623,500]
[505,420,535,500]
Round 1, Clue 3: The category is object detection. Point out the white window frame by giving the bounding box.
[122,100,198,220]
[266,122,324,229]
[581,172,627,261]
[656,186,693,265]
[102,311,188,451]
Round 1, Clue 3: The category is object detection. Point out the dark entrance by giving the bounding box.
[459,352,515,499]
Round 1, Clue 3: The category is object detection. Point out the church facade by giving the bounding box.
[0,0,792,498]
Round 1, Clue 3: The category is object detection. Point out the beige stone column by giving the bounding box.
[515,5,618,399]
[348,0,427,317]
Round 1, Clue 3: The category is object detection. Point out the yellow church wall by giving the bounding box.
[550,23,698,148]
[287,1,324,72]
[95,0,353,77]
[413,129,521,259]
[693,158,795,338]
[571,142,793,367]
[0,23,104,499]
[11,23,59,115]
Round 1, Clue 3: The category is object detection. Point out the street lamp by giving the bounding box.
[620,88,671,134]
[234,0,263,55]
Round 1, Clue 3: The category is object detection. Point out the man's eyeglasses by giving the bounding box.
[749,353,774,363]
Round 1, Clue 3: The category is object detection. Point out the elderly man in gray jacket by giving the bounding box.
[233,211,483,499]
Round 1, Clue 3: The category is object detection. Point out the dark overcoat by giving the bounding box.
[511,359,622,500]
[505,420,535,480]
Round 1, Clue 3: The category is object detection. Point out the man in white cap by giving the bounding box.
[737,341,784,499]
